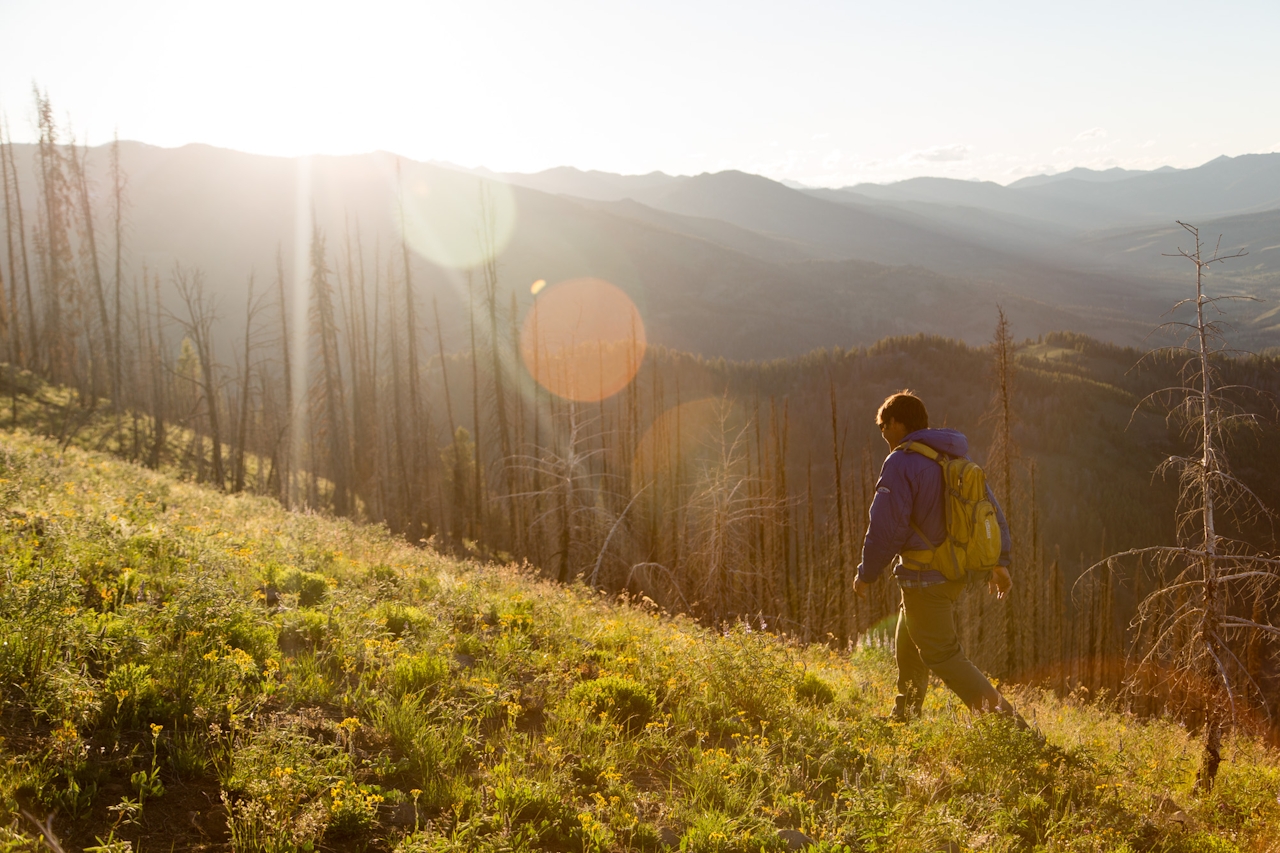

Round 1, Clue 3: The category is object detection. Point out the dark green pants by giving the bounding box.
[894,579,1002,718]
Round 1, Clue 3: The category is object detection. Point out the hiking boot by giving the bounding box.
[994,703,1047,745]
[876,707,920,724]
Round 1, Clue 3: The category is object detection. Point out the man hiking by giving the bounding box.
[852,390,1023,723]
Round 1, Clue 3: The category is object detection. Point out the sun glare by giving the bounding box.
[520,278,645,403]
[630,397,749,495]
[395,165,517,271]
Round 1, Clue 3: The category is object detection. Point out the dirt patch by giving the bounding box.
[53,771,228,853]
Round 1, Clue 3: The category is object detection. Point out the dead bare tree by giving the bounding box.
[477,183,515,545]
[680,397,777,623]
[110,132,127,411]
[510,404,616,584]
[34,88,76,383]
[170,265,225,488]
[146,269,169,469]
[0,117,15,365]
[273,246,293,505]
[68,136,113,397]
[395,159,426,536]
[308,225,351,514]
[2,116,35,370]
[984,306,1019,676]
[232,273,268,493]
[1094,222,1279,791]
[829,376,849,643]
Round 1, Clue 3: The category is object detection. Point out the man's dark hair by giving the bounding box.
[877,391,929,433]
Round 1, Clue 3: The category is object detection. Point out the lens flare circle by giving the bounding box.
[520,278,646,402]
[630,397,749,495]
[395,169,517,271]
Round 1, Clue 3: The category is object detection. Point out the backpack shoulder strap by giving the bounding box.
[895,441,944,555]
[896,440,942,463]
[907,519,939,551]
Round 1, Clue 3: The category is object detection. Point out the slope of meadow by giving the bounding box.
[0,428,1277,853]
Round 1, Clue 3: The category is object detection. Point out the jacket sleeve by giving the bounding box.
[985,482,1012,569]
[856,454,914,583]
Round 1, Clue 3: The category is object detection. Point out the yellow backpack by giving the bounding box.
[896,441,1002,581]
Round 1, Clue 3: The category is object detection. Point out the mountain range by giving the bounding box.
[4,143,1278,360]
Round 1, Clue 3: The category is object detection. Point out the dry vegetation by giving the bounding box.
[4,97,1279,703]
[0,428,1277,852]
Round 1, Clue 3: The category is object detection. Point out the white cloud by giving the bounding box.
[1075,127,1108,141]
[903,143,969,163]
[1004,162,1061,178]
[811,133,830,141]
[822,148,842,169]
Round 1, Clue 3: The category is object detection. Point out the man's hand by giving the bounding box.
[988,565,1012,600]
[853,577,872,598]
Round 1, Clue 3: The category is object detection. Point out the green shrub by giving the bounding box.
[0,825,42,852]
[376,602,430,638]
[795,672,835,705]
[276,651,337,706]
[104,662,158,724]
[701,627,797,726]
[494,598,534,632]
[382,606,412,637]
[366,563,400,587]
[223,715,353,849]
[454,631,483,657]
[224,617,277,663]
[278,607,329,653]
[491,770,580,849]
[679,811,786,853]
[951,712,1052,797]
[279,567,329,607]
[569,675,655,733]
[1175,833,1242,853]
[372,694,444,787]
[388,652,449,698]
[327,778,384,836]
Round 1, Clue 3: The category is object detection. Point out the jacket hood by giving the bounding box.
[902,427,968,458]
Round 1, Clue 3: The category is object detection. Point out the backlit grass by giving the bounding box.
[0,427,1275,852]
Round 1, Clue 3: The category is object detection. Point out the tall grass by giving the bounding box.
[0,428,1275,851]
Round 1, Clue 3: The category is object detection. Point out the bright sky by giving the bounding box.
[3,0,1280,187]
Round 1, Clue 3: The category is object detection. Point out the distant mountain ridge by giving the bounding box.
[494,154,1279,231]
[818,154,1280,231]
[3,141,1277,364]
[1007,164,1180,189]
[494,165,683,201]
[6,141,1138,361]
[444,153,1280,250]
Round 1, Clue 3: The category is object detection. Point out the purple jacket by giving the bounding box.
[856,428,1011,584]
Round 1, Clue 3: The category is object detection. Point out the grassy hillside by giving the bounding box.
[0,429,1278,852]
